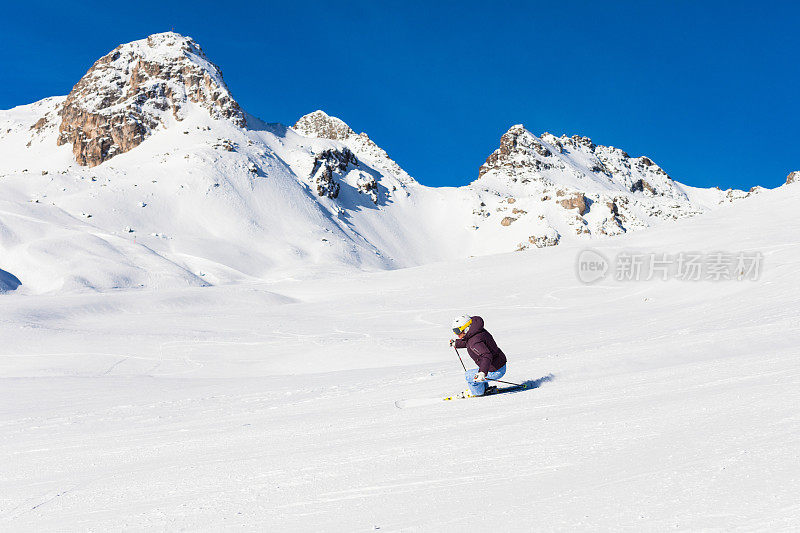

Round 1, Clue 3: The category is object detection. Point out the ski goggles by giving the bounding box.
[452,320,472,335]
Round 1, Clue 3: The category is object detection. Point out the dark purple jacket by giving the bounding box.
[454,316,507,374]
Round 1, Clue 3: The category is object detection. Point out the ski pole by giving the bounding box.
[486,378,524,387]
[454,347,524,387]
[452,346,467,371]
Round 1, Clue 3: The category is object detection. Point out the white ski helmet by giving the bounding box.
[451,314,472,335]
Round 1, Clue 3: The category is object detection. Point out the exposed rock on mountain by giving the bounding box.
[57,32,245,167]
[787,171,799,185]
[528,232,560,248]
[355,173,379,203]
[557,191,588,215]
[630,178,656,195]
[310,148,358,199]
[294,111,355,141]
[470,124,761,244]
[718,187,763,203]
[304,145,382,204]
[294,111,415,185]
[480,125,556,178]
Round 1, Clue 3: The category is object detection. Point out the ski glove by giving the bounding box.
[449,338,456,347]
[474,371,486,382]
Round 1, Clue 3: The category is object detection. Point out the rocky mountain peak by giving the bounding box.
[57,31,245,167]
[468,123,731,245]
[477,124,686,199]
[293,110,416,186]
[479,124,555,178]
[293,110,356,141]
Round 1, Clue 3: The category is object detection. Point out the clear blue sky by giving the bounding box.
[1,1,797,189]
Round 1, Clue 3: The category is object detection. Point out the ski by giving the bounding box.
[442,391,477,401]
[445,383,530,400]
[396,383,531,408]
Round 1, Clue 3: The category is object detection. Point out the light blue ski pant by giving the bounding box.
[465,365,507,395]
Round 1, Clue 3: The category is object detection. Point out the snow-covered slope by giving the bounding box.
[1,175,798,530]
[0,103,404,292]
[0,32,776,294]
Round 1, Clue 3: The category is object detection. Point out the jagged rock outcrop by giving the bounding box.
[557,191,588,215]
[515,231,561,251]
[355,173,379,203]
[787,171,799,185]
[480,126,683,198]
[630,178,657,195]
[309,147,358,199]
[529,233,560,248]
[305,146,380,203]
[479,125,556,178]
[294,110,355,141]
[57,32,245,167]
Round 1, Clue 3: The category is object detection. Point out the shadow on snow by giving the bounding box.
[492,373,555,396]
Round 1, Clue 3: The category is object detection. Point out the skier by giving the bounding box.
[450,314,507,396]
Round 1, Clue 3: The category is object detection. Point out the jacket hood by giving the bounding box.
[464,316,485,339]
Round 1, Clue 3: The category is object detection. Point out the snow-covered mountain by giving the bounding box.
[0,32,782,294]
[2,32,799,530]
